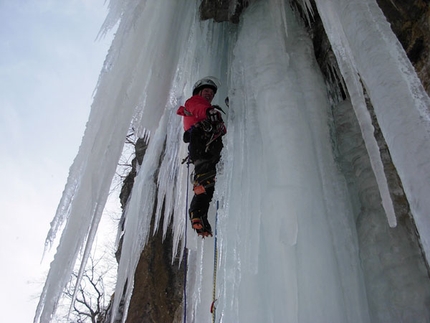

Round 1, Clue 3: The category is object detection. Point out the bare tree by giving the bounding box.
[57,255,115,323]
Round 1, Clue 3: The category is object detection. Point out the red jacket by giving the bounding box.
[177,95,212,131]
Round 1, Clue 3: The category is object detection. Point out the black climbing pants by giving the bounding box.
[185,126,223,224]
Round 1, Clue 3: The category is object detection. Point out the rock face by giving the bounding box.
[124,218,184,323]
[118,1,430,322]
[375,0,430,93]
[199,0,249,23]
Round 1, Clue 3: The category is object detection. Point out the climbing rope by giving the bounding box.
[211,200,219,323]
[183,158,190,323]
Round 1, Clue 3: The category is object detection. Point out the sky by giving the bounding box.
[0,1,114,321]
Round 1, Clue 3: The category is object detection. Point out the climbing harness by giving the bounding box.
[210,200,220,323]
[205,130,223,152]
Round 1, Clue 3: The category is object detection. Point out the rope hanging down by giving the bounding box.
[182,158,190,323]
[210,200,219,323]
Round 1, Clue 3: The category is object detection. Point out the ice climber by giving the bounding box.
[177,77,227,237]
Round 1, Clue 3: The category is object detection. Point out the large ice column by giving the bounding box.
[314,0,430,262]
[215,2,370,322]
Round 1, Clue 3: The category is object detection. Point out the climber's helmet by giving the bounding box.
[192,76,219,96]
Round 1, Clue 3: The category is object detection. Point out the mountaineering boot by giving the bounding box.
[190,212,212,237]
[191,218,204,230]
[191,218,212,237]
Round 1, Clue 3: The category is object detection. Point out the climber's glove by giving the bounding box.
[207,108,222,124]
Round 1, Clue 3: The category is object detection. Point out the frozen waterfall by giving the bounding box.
[35,0,430,322]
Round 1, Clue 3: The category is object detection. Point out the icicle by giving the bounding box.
[294,0,315,26]
[269,0,289,37]
[314,0,397,227]
[153,107,182,238]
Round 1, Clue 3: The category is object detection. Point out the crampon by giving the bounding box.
[191,218,213,237]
